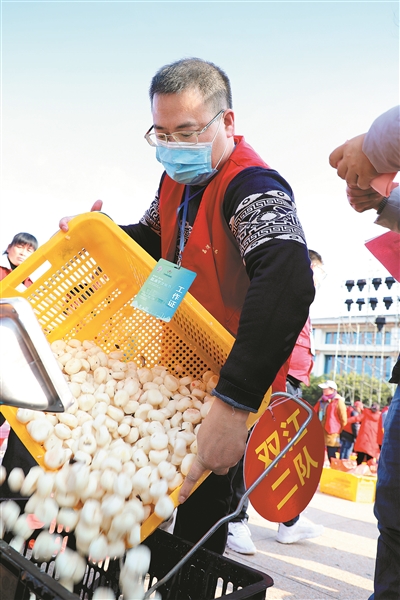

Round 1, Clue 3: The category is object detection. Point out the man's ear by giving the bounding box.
[223,109,235,138]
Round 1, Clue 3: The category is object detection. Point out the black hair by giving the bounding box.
[149,57,233,112]
[6,232,38,253]
[308,249,323,263]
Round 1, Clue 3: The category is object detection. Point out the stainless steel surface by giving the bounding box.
[0,298,73,412]
[144,393,314,598]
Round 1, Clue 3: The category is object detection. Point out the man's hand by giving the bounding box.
[329,134,380,189]
[346,185,383,213]
[59,200,103,232]
[178,398,249,504]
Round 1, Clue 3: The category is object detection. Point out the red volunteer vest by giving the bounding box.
[342,406,355,435]
[0,266,33,288]
[325,397,342,434]
[287,317,313,385]
[158,136,269,336]
[342,406,361,436]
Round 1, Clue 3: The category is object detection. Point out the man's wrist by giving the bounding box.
[212,389,256,414]
[213,396,249,420]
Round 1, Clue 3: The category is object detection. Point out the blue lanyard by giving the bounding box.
[176,186,203,267]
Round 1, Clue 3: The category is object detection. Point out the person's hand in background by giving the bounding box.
[329,134,380,189]
[346,185,383,213]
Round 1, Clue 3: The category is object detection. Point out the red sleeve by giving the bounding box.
[347,414,361,425]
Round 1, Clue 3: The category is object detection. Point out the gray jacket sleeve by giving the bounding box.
[375,187,400,233]
[362,106,400,173]
[362,106,400,233]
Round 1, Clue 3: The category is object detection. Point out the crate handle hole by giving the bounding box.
[29,260,53,283]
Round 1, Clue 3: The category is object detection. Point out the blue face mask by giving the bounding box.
[156,140,218,185]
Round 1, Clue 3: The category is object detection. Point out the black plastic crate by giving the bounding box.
[1,528,273,600]
[1,538,77,600]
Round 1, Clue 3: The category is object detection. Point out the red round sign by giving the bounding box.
[244,396,325,523]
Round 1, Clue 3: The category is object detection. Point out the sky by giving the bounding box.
[1,0,399,319]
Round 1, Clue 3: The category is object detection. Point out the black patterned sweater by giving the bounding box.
[121,166,315,412]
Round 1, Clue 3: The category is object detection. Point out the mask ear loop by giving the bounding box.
[214,138,230,170]
[212,112,231,170]
[211,112,224,142]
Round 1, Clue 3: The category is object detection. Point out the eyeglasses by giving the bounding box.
[144,109,225,146]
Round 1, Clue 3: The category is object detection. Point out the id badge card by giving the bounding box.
[132,259,196,322]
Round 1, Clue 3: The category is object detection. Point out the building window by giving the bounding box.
[325,332,337,344]
[325,330,392,346]
[324,355,392,379]
[373,331,391,345]
[324,355,335,374]
[341,331,356,344]
[361,332,374,345]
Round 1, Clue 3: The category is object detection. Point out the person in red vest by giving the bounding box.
[340,400,363,459]
[377,398,391,449]
[285,250,325,394]
[354,403,381,464]
[314,380,347,462]
[59,57,315,554]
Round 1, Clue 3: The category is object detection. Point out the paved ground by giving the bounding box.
[224,488,378,600]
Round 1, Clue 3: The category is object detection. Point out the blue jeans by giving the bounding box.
[339,437,354,459]
[368,384,400,600]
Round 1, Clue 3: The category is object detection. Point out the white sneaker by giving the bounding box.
[226,520,257,555]
[276,517,324,544]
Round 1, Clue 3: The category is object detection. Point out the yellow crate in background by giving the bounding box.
[319,467,376,503]
[0,212,270,539]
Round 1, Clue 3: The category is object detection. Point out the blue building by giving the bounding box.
[312,314,399,404]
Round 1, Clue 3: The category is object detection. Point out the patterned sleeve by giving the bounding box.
[224,167,307,260]
[214,167,314,412]
[139,189,162,236]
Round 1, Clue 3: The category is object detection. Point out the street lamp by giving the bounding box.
[385,277,395,289]
[372,278,382,290]
[383,297,393,310]
[357,279,367,291]
[345,299,353,311]
[375,316,386,332]
[356,298,365,311]
[369,298,378,310]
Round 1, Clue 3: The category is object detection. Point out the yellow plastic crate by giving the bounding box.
[0,212,270,539]
[319,467,376,503]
